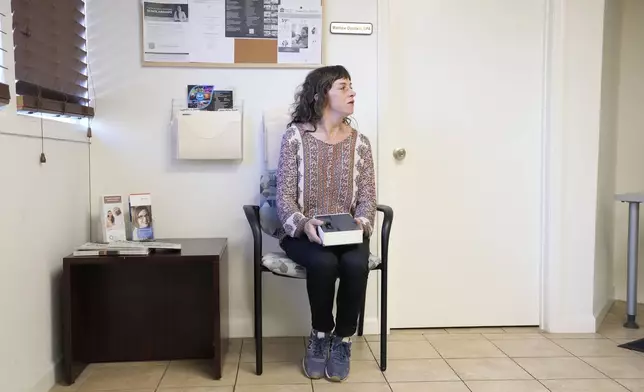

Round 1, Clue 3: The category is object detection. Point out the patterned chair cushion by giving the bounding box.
[262,252,382,279]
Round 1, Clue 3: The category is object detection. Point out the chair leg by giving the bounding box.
[357,288,367,336]
[380,270,387,371]
[255,272,263,375]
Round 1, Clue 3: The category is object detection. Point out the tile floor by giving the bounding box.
[50,302,644,391]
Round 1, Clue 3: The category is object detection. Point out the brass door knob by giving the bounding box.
[393,148,407,161]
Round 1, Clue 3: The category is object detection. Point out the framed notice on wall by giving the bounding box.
[141,0,324,68]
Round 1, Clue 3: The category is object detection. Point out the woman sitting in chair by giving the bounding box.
[276,65,376,381]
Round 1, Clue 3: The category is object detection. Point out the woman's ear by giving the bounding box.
[314,93,319,101]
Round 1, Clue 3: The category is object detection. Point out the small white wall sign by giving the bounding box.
[330,22,373,35]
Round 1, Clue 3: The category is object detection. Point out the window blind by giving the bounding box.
[11,0,93,117]
[0,11,10,104]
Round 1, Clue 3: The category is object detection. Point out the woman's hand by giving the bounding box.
[355,218,371,237]
[304,218,325,244]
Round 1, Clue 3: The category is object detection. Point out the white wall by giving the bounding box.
[594,0,622,323]
[86,0,380,338]
[542,0,608,332]
[0,3,90,392]
[613,0,644,304]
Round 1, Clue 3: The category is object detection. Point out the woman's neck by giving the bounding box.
[317,113,345,138]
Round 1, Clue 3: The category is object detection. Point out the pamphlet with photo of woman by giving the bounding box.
[129,193,154,241]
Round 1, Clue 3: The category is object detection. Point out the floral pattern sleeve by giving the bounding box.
[354,134,377,236]
[276,128,309,238]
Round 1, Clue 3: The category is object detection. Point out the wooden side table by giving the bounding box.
[62,238,229,385]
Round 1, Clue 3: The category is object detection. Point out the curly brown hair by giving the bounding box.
[289,65,353,131]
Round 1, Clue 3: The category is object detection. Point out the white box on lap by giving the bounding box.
[315,213,363,247]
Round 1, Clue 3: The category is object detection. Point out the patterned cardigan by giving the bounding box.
[276,124,376,241]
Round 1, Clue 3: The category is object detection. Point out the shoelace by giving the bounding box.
[308,336,327,358]
[331,341,350,362]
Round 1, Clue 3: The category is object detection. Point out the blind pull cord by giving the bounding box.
[38,88,46,163]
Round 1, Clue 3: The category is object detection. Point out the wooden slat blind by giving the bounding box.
[12,0,93,117]
[0,11,10,104]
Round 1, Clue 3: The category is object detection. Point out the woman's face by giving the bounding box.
[107,211,113,218]
[137,208,150,228]
[325,78,355,117]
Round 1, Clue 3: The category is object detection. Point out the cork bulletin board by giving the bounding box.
[141,0,325,68]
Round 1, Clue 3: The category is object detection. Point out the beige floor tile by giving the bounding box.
[243,337,305,346]
[236,386,312,392]
[446,328,505,334]
[466,380,548,391]
[312,360,385,384]
[581,356,644,379]
[158,360,237,388]
[236,361,310,385]
[446,358,532,381]
[226,342,242,363]
[603,313,623,324]
[85,361,170,369]
[314,383,391,392]
[541,379,630,391]
[609,338,638,345]
[79,389,154,392]
[390,381,470,391]
[157,388,234,392]
[366,333,428,342]
[393,328,448,335]
[431,339,507,359]
[598,325,644,340]
[551,338,639,357]
[615,379,644,392]
[384,359,460,383]
[370,340,441,359]
[513,357,606,380]
[425,334,487,342]
[49,368,94,391]
[350,342,377,361]
[49,386,80,392]
[78,363,167,391]
[492,339,572,358]
[542,333,604,339]
[502,327,544,334]
[485,333,546,340]
[241,342,306,363]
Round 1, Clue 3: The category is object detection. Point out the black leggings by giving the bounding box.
[282,236,370,337]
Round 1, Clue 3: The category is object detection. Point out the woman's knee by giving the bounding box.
[306,252,339,276]
[339,253,369,277]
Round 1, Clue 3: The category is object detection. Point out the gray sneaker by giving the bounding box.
[303,330,330,379]
[326,336,352,382]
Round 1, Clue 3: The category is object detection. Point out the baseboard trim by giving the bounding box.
[595,299,614,331]
[228,316,382,338]
[30,359,61,392]
[545,314,598,333]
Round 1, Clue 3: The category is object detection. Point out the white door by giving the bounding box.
[379,0,546,328]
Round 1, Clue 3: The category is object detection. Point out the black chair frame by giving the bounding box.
[243,204,393,374]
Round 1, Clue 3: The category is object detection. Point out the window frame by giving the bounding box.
[0,11,11,105]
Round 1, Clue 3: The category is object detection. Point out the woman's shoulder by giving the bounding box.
[352,128,372,147]
[283,123,309,140]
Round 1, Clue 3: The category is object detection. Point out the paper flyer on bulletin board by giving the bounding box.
[141,0,323,66]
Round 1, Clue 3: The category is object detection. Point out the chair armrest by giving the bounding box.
[377,204,393,269]
[243,205,262,271]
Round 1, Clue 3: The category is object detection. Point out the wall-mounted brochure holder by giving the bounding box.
[171,100,244,161]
